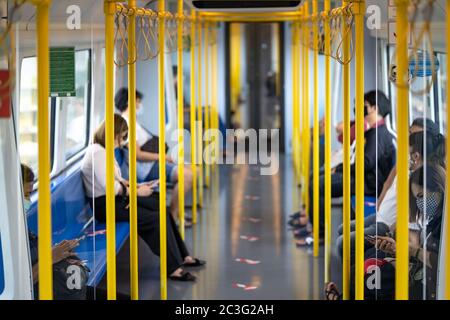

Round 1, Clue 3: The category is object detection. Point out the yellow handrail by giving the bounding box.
[324,0,332,284]
[197,21,204,208]
[354,0,365,300]
[158,0,168,301]
[200,11,302,18]
[104,0,117,300]
[205,22,211,187]
[212,27,219,168]
[312,0,320,258]
[342,0,351,301]
[190,10,198,225]
[177,0,185,239]
[292,21,300,179]
[35,0,52,300]
[445,0,450,300]
[302,1,311,220]
[127,0,139,300]
[395,0,410,300]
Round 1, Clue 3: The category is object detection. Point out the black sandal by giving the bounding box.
[325,282,343,300]
[169,271,196,281]
[183,258,206,267]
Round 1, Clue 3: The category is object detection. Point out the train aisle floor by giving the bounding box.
[97,155,336,300]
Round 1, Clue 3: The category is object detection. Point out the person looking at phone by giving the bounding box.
[81,114,206,282]
[22,164,130,299]
[114,87,194,226]
[335,119,446,260]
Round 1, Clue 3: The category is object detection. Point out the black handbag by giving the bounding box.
[52,256,90,300]
[141,136,168,153]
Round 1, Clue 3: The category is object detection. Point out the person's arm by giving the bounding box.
[93,149,122,195]
[377,167,396,209]
[135,144,160,162]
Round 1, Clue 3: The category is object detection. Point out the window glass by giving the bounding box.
[387,46,436,129]
[19,57,51,175]
[60,50,91,159]
[437,53,447,133]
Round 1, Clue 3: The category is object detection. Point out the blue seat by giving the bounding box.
[26,164,130,287]
[351,195,377,218]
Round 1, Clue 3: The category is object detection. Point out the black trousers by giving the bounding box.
[91,194,189,274]
[308,172,346,237]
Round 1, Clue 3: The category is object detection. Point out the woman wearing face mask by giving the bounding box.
[114,88,194,227]
[325,164,446,300]
[81,114,205,281]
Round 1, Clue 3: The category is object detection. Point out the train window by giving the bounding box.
[437,53,447,133]
[386,45,437,130]
[59,50,91,160]
[18,57,52,175]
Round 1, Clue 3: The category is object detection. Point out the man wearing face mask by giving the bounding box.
[114,88,194,227]
[294,91,396,246]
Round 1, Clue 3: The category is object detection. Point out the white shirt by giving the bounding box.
[123,115,152,147]
[81,143,123,198]
[377,176,397,228]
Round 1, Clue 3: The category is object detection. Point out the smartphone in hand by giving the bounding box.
[365,235,376,243]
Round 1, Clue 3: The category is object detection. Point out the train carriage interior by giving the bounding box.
[0,0,450,302]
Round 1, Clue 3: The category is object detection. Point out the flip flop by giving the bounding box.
[183,258,206,267]
[169,271,196,282]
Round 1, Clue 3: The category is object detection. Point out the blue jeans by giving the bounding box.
[146,161,177,183]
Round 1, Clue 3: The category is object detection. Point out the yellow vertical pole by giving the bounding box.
[303,1,311,219]
[354,0,365,300]
[36,0,52,300]
[104,0,117,300]
[342,0,351,301]
[127,0,139,300]
[197,20,204,207]
[204,22,211,187]
[211,26,218,168]
[158,0,168,301]
[292,21,299,178]
[312,0,320,258]
[324,0,332,284]
[395,0,410,300]
[230,24,239,114]
[300,9,306,198]
[445,0,450,301]
[177,0,185,239]
[190,10,198,224]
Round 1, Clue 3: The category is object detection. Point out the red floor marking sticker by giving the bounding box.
[244,195,260,201]
[242,217,262,223]
[235,258,261,265]
[233,283,259,291]
[240,235,260,242]
[86,229,106,237]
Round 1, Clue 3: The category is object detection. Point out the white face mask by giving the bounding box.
[136,103,144,117]
[24,199,31,211]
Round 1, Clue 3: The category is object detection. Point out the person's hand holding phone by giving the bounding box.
[52,239,79,264]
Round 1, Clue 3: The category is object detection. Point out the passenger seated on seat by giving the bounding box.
[21,164,129,300]
[325,163,446,300]
[377,118,443,206]
[114,88,194,226]
[335,126,446,260]
[293,91,395,246]
[81,114,205,282]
